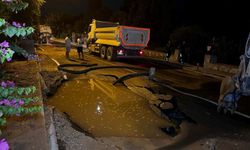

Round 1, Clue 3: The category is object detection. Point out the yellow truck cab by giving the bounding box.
[87,19,150,61]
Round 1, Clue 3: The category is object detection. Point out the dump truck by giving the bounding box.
[87,19,150,61]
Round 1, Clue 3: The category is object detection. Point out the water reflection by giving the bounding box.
[96,102,103,115]
[48,75,171,138]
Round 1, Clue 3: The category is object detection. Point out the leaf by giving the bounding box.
[17,88,24,95]
[8,1,29,13]
[1,89,9,97]
[19,28,26,37]
[24,87,32,95]
[0,87,4,94]
[4,26,17,38]
[16,28,22,37]
[7,87,14,95]
[25,27,35,35]
[4,53,10,59]
[0,117,6,126]
[0,57,5,64]
[0,18,5,27]
[32,86,36,93]
[7,107,14,115]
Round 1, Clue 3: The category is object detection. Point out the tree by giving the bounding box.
[44,13,65,37]
[170,26,209,64]
[121,0,176,46]
[10,0,45,26]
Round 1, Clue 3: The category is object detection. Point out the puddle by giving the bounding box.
[48,74,172,138]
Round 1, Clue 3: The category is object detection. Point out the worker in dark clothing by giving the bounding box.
[77,37,84,60]
[179,41,186,63]
[165,40,173,61]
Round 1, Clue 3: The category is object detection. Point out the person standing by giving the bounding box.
[77,37,84,60]
[165,40,173,61]
[179,41,186,63]
[65,36,71,59]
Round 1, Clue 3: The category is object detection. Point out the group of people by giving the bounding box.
[65,36,84,60]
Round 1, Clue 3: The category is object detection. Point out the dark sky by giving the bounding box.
[41,0,249,40]
[41,0,123,15]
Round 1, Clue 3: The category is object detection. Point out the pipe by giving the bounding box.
[58,65,145,74]
[113,72,149,85]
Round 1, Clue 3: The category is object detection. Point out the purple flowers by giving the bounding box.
[1,81,15,88]
[12,21,25,28]
[0,81,25,108]
[0,98,25,108]
[18,99,24,105]
[0,82,7,88]
[0,41,9,48]
[0,139,9,150]
[0,41,14,63]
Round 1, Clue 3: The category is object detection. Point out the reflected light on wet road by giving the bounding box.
[48,76,172,138]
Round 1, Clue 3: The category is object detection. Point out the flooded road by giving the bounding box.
[40,45,250,149]
[48,70,173,138]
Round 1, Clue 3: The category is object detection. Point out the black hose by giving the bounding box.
[58,64,146,74]
[98,74,119,80]
[113,72,149,85]
[59,63,97,68]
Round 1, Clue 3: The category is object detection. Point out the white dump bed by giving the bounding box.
[119,26,150,49]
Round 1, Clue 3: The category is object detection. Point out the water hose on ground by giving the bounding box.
[58,64,146,74]
[57,62,250,119]
[113,72,149,85]
[59,63,98,68]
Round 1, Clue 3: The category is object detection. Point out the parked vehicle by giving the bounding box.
[87,19,150,61]
[38,25,52,44]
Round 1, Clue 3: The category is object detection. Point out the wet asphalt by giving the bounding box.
[39,45,250,149]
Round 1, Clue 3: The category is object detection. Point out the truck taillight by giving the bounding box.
[139,50,143,55]
[117,50,124,55]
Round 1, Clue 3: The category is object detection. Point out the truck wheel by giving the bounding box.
[100,46,106,59]
[107,46,117,61]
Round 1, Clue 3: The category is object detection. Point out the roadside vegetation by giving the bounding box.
[0,0,45,148]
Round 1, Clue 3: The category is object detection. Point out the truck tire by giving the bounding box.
[107,46,117,61]
[100,46,106,59]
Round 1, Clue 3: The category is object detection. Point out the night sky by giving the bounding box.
[41,0,123,15]
[40,0,249,65]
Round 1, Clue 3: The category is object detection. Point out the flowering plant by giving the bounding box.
[0,138,9,150]
[0,1,35,63]
[0,81,42,126]
[0,41,14,63]
[1,0,28,13]
[0,0,43,148]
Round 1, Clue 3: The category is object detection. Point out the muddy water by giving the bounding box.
[48,72,172,138]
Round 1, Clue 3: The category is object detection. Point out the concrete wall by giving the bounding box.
[203,54,238,74]
[143,49,179,62]
[143,49,239,75]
